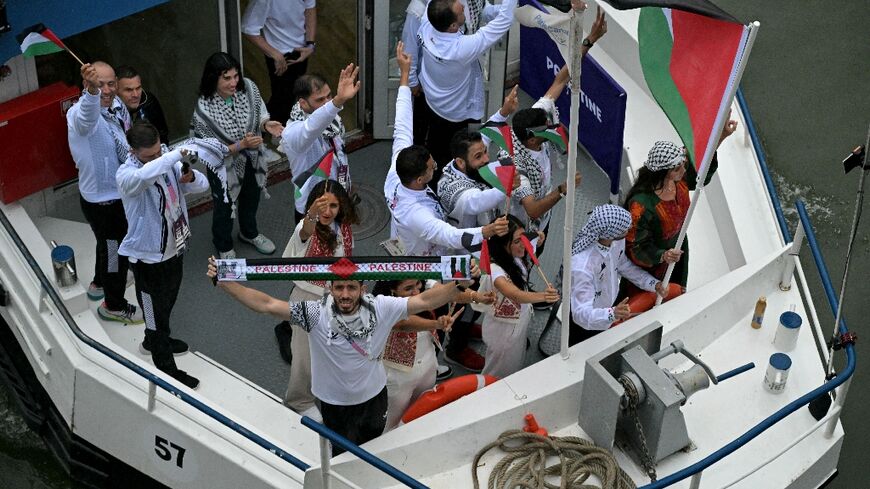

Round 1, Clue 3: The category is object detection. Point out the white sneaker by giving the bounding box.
[239,234,275,255]
[219,249,237,260]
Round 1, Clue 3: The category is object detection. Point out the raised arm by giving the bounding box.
[116,149,184,197]
[208,257,292,320]
[68,64,102,136]
[455,0,518,61]
[407,282,463,316]
[386,42,416,200]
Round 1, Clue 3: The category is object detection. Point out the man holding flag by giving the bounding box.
[67,62,143,325]
[281,64,360,223]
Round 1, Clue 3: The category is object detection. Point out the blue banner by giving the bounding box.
[1,0,168,64]
[519,23,627,195]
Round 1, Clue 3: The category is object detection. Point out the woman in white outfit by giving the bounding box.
[281,179,357,420]
[377,279,494,431]
[481,215,559,378]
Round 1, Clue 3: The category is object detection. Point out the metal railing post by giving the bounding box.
[825,377,851,438]
[320,436,332,489]
[779,221,804,291]
[147,381,157,412]
[689,472,702,489]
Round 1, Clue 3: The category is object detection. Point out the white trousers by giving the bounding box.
[384,332,438,431]
[481,309,531,379]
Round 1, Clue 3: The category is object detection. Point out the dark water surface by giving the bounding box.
[1,2,868,488]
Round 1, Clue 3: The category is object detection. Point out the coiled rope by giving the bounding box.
[472,430,636,489]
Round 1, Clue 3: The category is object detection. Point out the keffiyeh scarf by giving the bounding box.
[288,101,345,143]
[644,141,685,171]
[103,100,131,164]
[326,293,379,358]
[192,78,269,207]
[437,163,490,220]
[571,204,633,255]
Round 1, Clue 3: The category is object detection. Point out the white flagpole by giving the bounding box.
[559,7,586,360]
[654,21,761,307]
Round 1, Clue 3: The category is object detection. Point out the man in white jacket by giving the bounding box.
[417,0,516,171]
[569,205,667,344]
[67,62,143,325]
[280,64,360,222]
[116,122,210,389]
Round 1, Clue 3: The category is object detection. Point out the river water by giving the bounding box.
[1,2,868,488]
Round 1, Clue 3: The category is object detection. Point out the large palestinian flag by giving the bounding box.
[17,24,66,57]
[634,3,749,176]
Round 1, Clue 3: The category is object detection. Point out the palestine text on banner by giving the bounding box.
[17,23,66,57]
[478,160,516,197]
[638,5,749,177]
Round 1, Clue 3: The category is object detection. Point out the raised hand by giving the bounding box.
[484,216,510,239]
[588,7,608,44]
[436,306,465,333]
[333,63,361,107]
[396,41,412,77]
[499,85,519,117]
[81,63,100,94]
[307,194,332,220]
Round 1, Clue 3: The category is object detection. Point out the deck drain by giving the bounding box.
[352,183,389,241]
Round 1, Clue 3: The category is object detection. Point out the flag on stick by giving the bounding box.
[480,121,514,157]
[293,149,334,200]
[478,160,516,197]
[17,24,84,65]
[521,234,552,288]
[637,5,749,176]
[531,123,569,153]
[479,240,492,275]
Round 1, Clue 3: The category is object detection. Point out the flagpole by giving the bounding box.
[559,6,585,360]
[654,21,760,307]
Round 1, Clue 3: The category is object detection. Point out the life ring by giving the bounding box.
[612,284,684,326]
[401,374,499,424]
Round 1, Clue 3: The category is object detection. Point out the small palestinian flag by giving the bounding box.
[520,235,539,266]
[478,160,516,197]
[532,123,568,153]
[480,121,514,156]
[479,240,492,275]
[293,149,334,200]
[17,24,66,57]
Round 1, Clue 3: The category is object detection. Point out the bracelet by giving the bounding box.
[306,214,318,223]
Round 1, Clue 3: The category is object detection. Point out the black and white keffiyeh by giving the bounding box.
[103,100,131,164]
[288,101,345,143]
[437,162,490,219]
[192,77,269,206]
[464,0,486,34]
[571,204,633,255]
[172,138,230,200]
[644,141,685,171]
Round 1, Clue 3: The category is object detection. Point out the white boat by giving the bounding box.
[0,3,855,489]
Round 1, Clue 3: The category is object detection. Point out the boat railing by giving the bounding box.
[0,208,311,473]
[635,90,858,488]
[300,416,428,489]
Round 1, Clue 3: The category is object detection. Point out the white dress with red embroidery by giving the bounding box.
[382,310,439,431]
[481,261,533,379]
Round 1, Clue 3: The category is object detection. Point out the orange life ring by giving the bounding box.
[401,374,499,424]
[612,284,684,326]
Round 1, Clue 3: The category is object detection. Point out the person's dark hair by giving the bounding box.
[371,279,424,297]
[624,167,672,205]
[126,121,160,149]
[487,214,529,290]
[198,52,245,98]
[427,0,458,32]
[294,74,328,100]
[511,108,548,145]
[450,128,484,162]
[115,65,139,81]
[396,145,432,185]
[305,179,359,253]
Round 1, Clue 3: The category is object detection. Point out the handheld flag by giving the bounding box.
[531,123,568,153]
[843,146,866,174]
[17,24,84,65]
[637,6,749,176]
[293,149,334,200]
[520,235,539,266]
[478,160,516,197]
[480,121,514,157]
[479,240,492,275]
